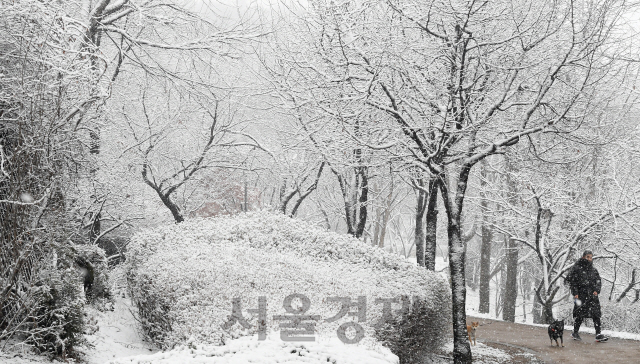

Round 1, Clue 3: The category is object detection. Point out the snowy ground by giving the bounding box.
[105,335,398,364]
[83,295,158,363]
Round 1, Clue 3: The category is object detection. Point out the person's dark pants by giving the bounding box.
[574,316,601,335]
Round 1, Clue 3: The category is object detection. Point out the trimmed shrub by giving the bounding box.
[375,296,450,364]
[126,211,451,356]
[130,274,174,345]
[26,266,85,357]
[14,243,111,357]
[12,245,88,358]
[559,299,640,335]
[601,300,640,334]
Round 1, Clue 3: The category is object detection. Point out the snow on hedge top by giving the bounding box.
[132,211,414,272]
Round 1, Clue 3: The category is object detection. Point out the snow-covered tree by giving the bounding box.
[267,0,634,361]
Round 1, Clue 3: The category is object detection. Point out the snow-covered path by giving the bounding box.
[468,316,640,364]
[84,296,158,364]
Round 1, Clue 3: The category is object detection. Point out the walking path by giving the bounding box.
[469,316,640,364]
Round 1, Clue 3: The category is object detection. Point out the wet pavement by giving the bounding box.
[468,316,640,364]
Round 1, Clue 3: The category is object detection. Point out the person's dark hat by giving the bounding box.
[582,250,593,257]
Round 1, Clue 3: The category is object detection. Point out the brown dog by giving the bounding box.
[466,321,479,345]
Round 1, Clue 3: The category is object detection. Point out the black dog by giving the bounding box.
[548,320,564,347]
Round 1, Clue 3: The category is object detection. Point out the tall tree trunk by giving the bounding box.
[534,281,559,324]
[542,300,554,324]
[372,182,381,246]
[378,206,389,248]
[532,280,543,324]
[478,221,492,313]
[439,167,472,364]
[501,155,519,321]
[378,176,394,248]
[334,172,356,236]
[533,281,558,324]
[424,177,439,271]
[333,164,368,238]
[354,166,368,238]
[478,162,492,313]
[372,211,381,246]
[414,179,427,266]
[88,128,101,243]
[502,236,518,322]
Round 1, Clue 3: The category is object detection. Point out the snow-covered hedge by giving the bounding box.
[560,300,640,335]
[602,301,640,334]
[126,211,451,354]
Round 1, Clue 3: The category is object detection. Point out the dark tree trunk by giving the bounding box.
[542,300,554,324]
[142,163,185,224]
[478,222,492,313]
[532,280,543,324]
[424,178,439,271]
[159,192,184,223]
[414,179,427,266]
[280,162,325,217]
[354,166,368,238]
[89,212,101,244]
[501,155,519,321]
[478,161,492,313]
[502,236,518,322]
[333,164,368,239]
[372,176,394,248]
[439,168,472,364]
[533,282,559,324]
[88,128,101,243]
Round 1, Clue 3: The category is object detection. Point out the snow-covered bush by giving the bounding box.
[25,265,85,357]
[558,299,640,335]
[126,211,451,354]
[130,273,174,345]
[581,300,640,335]
[10,245,88,358]
[375,296,450,364]
[12,243,113,357]
[600,301,640,334]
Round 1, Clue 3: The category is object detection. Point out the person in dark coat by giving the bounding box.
[565,250,608,341]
